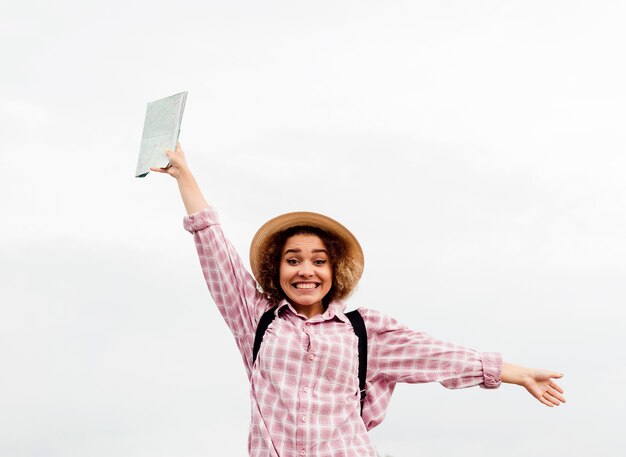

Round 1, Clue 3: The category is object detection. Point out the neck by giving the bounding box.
[291,301,325,319]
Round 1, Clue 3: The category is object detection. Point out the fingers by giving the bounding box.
[547,378,566,404]
[549,379,565,394]
[546,387,567,403]
[538,395,555,407]
[150,143,187,178]
[535,389,557,407]
[547,384,566,404]
[165,147,181,164]
[536,384,566,407]
[167,142,184,157]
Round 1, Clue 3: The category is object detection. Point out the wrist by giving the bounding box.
[501,362,532,386]
[175,166,194,182]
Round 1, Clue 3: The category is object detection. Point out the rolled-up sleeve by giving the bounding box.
[183,206,221,233]
[479,351,503,389]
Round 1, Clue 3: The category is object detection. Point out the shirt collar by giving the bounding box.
[276,299,350,324]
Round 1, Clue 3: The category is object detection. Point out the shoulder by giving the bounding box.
[351,307,409,334]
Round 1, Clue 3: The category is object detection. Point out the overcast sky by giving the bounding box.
[1,1,625,456]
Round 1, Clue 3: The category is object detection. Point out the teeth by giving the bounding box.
[295,283,317,289]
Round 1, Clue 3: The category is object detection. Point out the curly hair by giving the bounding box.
[256,225,361,305]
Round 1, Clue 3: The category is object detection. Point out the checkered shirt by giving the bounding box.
[184,207,502,457]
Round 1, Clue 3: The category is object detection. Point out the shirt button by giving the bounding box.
[300,451,306,456]
[301,416,307,422]
[305,322,311,325]
[308,354,315,361]
[303,386,309,392]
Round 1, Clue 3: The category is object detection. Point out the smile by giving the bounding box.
[293,282,319,289]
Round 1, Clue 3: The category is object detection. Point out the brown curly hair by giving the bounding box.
[256,225,361,305]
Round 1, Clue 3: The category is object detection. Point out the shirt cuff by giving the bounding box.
[183,206,220,233]
[480,352,502,389]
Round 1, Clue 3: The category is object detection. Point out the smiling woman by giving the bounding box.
[278,233,333,317]
[151,143,566,457]
[253,223,362,316]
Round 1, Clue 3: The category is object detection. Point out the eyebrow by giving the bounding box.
[284,248,328,255]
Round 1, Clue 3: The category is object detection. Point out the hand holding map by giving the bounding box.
[135,91,187,178]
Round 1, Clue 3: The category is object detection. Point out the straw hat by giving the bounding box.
[249,211,364,285]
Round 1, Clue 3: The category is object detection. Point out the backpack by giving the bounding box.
[253,306,368,415]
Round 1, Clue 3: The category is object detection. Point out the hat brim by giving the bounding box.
[249,211,364,287]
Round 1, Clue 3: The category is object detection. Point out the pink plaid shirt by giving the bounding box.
[184,207,502,457]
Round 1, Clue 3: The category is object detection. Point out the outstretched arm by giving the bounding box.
[501,362,566,407]
[150,143,208,215]
[150,143,271,376]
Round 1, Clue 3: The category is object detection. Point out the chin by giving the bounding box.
[290,298,319,307]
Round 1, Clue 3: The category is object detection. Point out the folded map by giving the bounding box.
[135,91,187,178]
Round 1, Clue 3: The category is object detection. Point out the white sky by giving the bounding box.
[1,1,624,456]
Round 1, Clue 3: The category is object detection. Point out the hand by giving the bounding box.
[150,143,190,180]
[523,368,566,408]
[501,362,566,407]
[150,143,209,214]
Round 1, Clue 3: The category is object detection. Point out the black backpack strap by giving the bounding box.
[253,305,278,365]
[345,309,368,415]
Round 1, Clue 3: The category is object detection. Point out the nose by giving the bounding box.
[298,262,314,277]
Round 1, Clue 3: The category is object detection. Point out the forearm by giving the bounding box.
[177,168,209,215]
[500,362,532,386]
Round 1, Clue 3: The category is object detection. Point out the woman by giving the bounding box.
[152,144,566,457]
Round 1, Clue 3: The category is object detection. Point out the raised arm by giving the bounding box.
[150,143,209,214]
[501,362,566,407]
[151,144,270,376]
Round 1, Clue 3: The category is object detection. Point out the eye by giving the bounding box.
[313,259,327,265]
[286,258,299,265]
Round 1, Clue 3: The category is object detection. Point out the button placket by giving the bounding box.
[296,330,313,456]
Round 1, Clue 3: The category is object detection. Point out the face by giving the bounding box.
[279,234,333,318]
